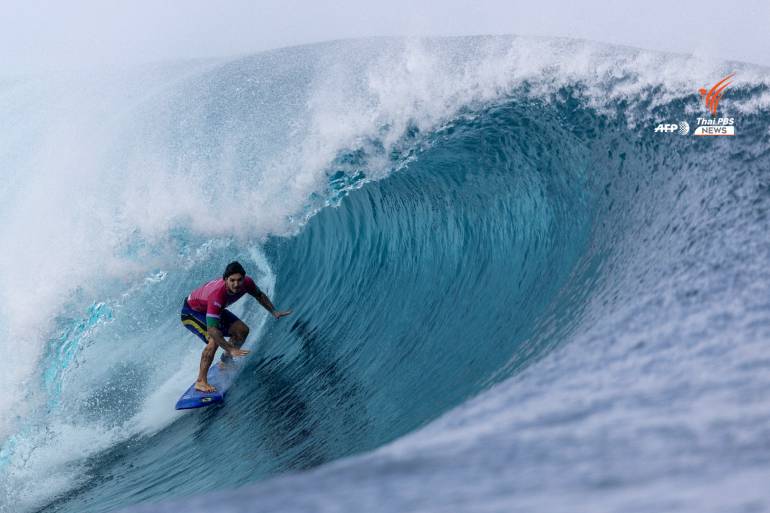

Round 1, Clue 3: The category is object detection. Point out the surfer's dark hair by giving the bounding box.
[223,261,246,279]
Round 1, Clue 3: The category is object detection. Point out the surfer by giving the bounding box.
[181,261,292,392]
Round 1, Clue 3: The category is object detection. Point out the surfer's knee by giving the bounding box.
[232,321,249,340]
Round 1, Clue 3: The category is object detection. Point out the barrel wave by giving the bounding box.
[1,37,769,513]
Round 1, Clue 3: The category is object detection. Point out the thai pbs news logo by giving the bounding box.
[653,73,736,137]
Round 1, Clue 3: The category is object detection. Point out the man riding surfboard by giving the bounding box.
[181,261,292,392]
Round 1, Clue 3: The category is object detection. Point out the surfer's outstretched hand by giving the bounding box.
[273,309,293,319]
[228,348,250,357]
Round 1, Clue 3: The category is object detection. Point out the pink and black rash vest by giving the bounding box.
[187,276,261,328]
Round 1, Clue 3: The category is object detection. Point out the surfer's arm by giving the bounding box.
[243,277,291,319]
[251,289,292,319]
[206,326,240,353]
[252,289,275,314]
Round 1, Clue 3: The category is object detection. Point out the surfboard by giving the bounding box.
[175,360,240,410]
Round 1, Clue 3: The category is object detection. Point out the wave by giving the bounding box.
[1,36,769,513]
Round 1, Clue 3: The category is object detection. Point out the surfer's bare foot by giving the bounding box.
[195,381,216,393]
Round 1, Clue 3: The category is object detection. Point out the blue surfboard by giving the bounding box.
[175,360,240,410]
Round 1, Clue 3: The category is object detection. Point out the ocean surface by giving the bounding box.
[1,36,769,513]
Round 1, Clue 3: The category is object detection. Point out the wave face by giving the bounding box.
[1,37,770,513]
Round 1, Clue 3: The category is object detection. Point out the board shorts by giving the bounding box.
[181,298,240,343]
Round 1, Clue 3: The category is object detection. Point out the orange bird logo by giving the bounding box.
[699,73,735,116]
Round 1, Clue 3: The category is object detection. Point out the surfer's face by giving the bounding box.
[225,273,244,294]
